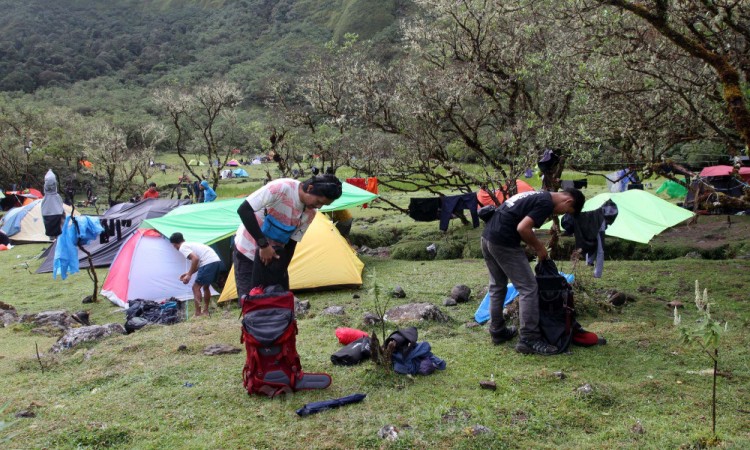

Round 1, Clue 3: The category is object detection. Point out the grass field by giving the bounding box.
[1,159,748,449]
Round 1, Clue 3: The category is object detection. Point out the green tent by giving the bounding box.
[188,159,206,166]
[655,180,688,199]
[141,181,377,243]
[577,189,694,244]
[142,198,244,244]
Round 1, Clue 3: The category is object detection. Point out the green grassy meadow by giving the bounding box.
[1,162,749,449]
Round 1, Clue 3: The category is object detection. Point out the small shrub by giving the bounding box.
[462,238,483,258]
[700,245,729,260]
[9,323,34,333]
[391,241,434,260]
[350,226,404,248]
[435,239,465,259]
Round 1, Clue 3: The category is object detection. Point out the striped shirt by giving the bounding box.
[234,179,317,260]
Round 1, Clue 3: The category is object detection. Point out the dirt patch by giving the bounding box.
[651,215,750,250]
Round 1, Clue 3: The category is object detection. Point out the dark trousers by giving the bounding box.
[481,237,541,341]
[233,249,255,303]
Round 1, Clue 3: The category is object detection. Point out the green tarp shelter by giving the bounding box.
[319,181,378,212]
[141,181,378,243]
[655,180,688,199]
[586,189,694,243]
[552,189,694,244]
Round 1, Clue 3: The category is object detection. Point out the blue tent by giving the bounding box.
[0,200,38,236]
[233,168,249,178]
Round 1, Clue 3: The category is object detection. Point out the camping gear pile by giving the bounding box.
[331,328,371,366]
[124,299,184,333]
[384,327,446,375]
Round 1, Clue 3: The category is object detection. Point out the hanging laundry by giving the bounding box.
[570,200,618,278]
[362,177,379,208]
[345,177,366,190]
[53,215,104,280]
[439,193,479,231]
[365,177,378,194]
[408,198,441,222]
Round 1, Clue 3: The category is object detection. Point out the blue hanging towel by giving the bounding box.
[474,272,575,324]
[53,215,104,280]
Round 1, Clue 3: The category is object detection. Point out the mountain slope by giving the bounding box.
[0,0,399,99]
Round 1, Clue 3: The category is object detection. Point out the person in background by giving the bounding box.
[330,209,354,244]
[199,180,217,203]
[233,174,342,300]
[142,182,159,199]
[192,180,202,202]
[481,188,585,355]
[169,232,223,317]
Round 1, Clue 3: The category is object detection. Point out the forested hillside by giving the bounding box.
[0,0,399,101]
[1,0,747,212]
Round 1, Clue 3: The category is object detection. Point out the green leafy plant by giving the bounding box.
[678,280,727,438]
[367,275,394,370]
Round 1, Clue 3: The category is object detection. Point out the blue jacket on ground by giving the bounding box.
[392,341,446,375]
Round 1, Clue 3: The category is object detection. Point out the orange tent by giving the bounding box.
[477,180,535,207]
[80,160,93,168]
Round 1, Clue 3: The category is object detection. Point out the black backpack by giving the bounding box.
[536,260,575,354]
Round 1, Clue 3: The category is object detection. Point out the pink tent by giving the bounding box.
[101,228,217,307]
[226,159,240,167]
[699,165,750,181]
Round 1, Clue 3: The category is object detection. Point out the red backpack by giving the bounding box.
[241,290,331,397]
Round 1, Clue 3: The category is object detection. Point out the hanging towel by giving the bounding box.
[560,180,575,190]
[362,177,379,208]
[573,200,618,278]
[53,215,104,280]
[439,193,479,231]
[573,179,588,189]
[408,198,440,222]
[345,177,366,190]
[365,177,379,194]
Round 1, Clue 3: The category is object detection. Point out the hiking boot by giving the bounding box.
[490,326,517,345]
[515,339,558,356]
